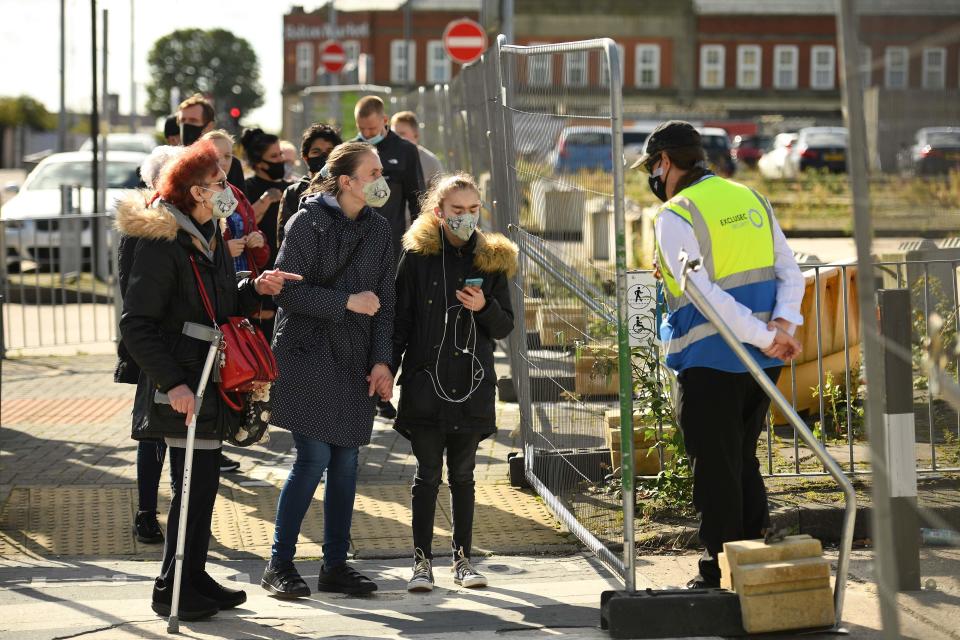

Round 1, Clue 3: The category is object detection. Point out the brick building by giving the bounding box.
[282,1,480,138]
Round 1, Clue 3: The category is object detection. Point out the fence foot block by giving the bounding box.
[600,588,744,638]
[507,452,529,488]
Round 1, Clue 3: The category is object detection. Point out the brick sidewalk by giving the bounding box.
[1,354,569,559]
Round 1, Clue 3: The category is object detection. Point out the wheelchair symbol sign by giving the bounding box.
[628,314,654,343]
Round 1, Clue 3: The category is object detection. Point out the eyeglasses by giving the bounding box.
[205,179,229,190]
[642,153,661,175]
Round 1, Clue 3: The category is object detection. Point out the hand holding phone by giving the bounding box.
[464,277,484,288]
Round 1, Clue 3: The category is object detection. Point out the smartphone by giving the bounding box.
[464,277,484,288]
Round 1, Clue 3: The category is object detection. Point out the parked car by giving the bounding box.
[897,127,960,176]
[623,124,657,167]
[757,133,798,180]
[731,134,772,169]
[79,132,157,155]
[549,126,613,173]
[2,150,145,270]
[699,127,736,176]
[784,126,848,178]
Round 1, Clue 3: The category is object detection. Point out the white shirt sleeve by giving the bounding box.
[655,210,777,350]
[770,214,805,333]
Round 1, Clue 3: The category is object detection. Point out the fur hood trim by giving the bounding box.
[114,190,178,241]
[402,212,518,278]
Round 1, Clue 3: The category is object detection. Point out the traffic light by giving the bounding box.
[229,106,241,127]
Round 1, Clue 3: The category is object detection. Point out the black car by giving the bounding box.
[786,127,847,177]
[898,127,960,176]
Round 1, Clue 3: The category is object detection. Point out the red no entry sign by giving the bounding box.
[443,18,487,65]
[320,40,347,74]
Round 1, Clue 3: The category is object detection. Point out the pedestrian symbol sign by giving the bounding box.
[626,270,657,348]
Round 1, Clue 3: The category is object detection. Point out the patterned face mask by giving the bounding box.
[358,176,390,208]
[445,212,478,241]
[200,184,238,219]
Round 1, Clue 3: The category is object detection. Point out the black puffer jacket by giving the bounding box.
[115,194,264,441]
[391,213,517,438]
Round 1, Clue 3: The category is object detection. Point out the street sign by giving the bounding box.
[320,40,347,74]
[626,270,658,348]
[442,18,487,65]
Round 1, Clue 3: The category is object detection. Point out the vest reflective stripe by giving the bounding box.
[654,176,780,373]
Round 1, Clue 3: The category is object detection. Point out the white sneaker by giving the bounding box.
[407,549,434,592]
[452,547,487,588]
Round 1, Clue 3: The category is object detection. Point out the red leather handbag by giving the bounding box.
[189,256,278,410]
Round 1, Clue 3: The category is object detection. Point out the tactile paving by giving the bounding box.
[0,482,567,559]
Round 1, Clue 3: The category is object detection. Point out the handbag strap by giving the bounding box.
[188,255,217,325]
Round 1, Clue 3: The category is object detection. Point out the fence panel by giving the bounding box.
[1,213,119,355]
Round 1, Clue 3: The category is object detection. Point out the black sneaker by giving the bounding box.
[150,577,219,621]
[132,511,164,544]
[407,549,434,593]
[193,571,247,609]
[686,575,720,589]
[452,547,487,588]
[261,560,310,599]
[219,452,241,473]
[317,563,378,595]
[376,400,397,420]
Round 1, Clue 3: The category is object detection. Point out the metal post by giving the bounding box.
[100,8,109,216]
[90,0,99,208]
[501,0,514,44]
[58,0,67,152]
[877,289,921,591]
[129,0,137,132]
[328,2,340,128]
[679,254,855,626]
[403,0,412,90]
[836,0,901,635]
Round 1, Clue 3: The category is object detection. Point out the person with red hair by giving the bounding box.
[116,139,301,621]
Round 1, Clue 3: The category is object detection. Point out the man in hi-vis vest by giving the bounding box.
[632,121,805,589]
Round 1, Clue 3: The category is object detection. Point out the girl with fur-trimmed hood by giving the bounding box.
[390,173,517,593]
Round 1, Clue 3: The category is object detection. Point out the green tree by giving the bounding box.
[0,96,56,130]
[145,28,264,122]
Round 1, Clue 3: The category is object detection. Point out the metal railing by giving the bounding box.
[0,213,119,355]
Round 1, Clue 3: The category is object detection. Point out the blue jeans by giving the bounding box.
[271,432,359,567]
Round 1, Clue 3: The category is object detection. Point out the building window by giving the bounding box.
[528,42,551,87]
[860,46,872,88]
[810,45,835,90]
[634,44,661,88]
[427,40,451,84]
[390,40,416,84]
[341,40,361,83]
[922,47,946,89]
[600,43,625,87]
[700,45,725,89]
[296,42,314,85]
[736,45,761,89]
[773,45,798,89]
[885,46,909,89]
[564,51,588,87]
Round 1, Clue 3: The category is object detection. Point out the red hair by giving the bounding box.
[157,139,220,214]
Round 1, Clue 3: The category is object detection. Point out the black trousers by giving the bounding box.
[410,430,484,560]
[677,366,781,585]
[136,440,167,513]
[159,447,221,588]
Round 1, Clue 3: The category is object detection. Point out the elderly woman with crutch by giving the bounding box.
[117,140,299,623]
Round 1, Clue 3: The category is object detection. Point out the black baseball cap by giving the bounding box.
[630,120,701,171]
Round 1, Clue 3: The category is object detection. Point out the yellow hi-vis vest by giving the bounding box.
[655,175,781,372]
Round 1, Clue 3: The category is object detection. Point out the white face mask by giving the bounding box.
[445,212,478,242]
[357,176,390,208]
[200,185,238,219]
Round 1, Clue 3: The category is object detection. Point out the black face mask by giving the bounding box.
[262,160,286,181]
[648,173,668,202]
[306,154,327,175]
[180,123,204,147]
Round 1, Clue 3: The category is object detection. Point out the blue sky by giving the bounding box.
[0,0,402,133]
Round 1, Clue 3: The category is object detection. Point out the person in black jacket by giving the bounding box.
[117,140,299,621]
[391,173,517,593]
[278,123,342,247]
[354,95,424,419]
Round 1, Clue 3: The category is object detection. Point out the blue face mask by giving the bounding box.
[356,131,385,146]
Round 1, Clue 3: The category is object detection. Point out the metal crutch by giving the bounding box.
[155,321,222,634]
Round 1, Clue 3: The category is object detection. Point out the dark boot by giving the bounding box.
[132,511,164,544]
[193,572,247,609]
[150,577,219,620]
[261,559,310,599]
[317,563,377,595]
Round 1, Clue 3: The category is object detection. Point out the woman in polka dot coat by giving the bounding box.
[262,142,395,597]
